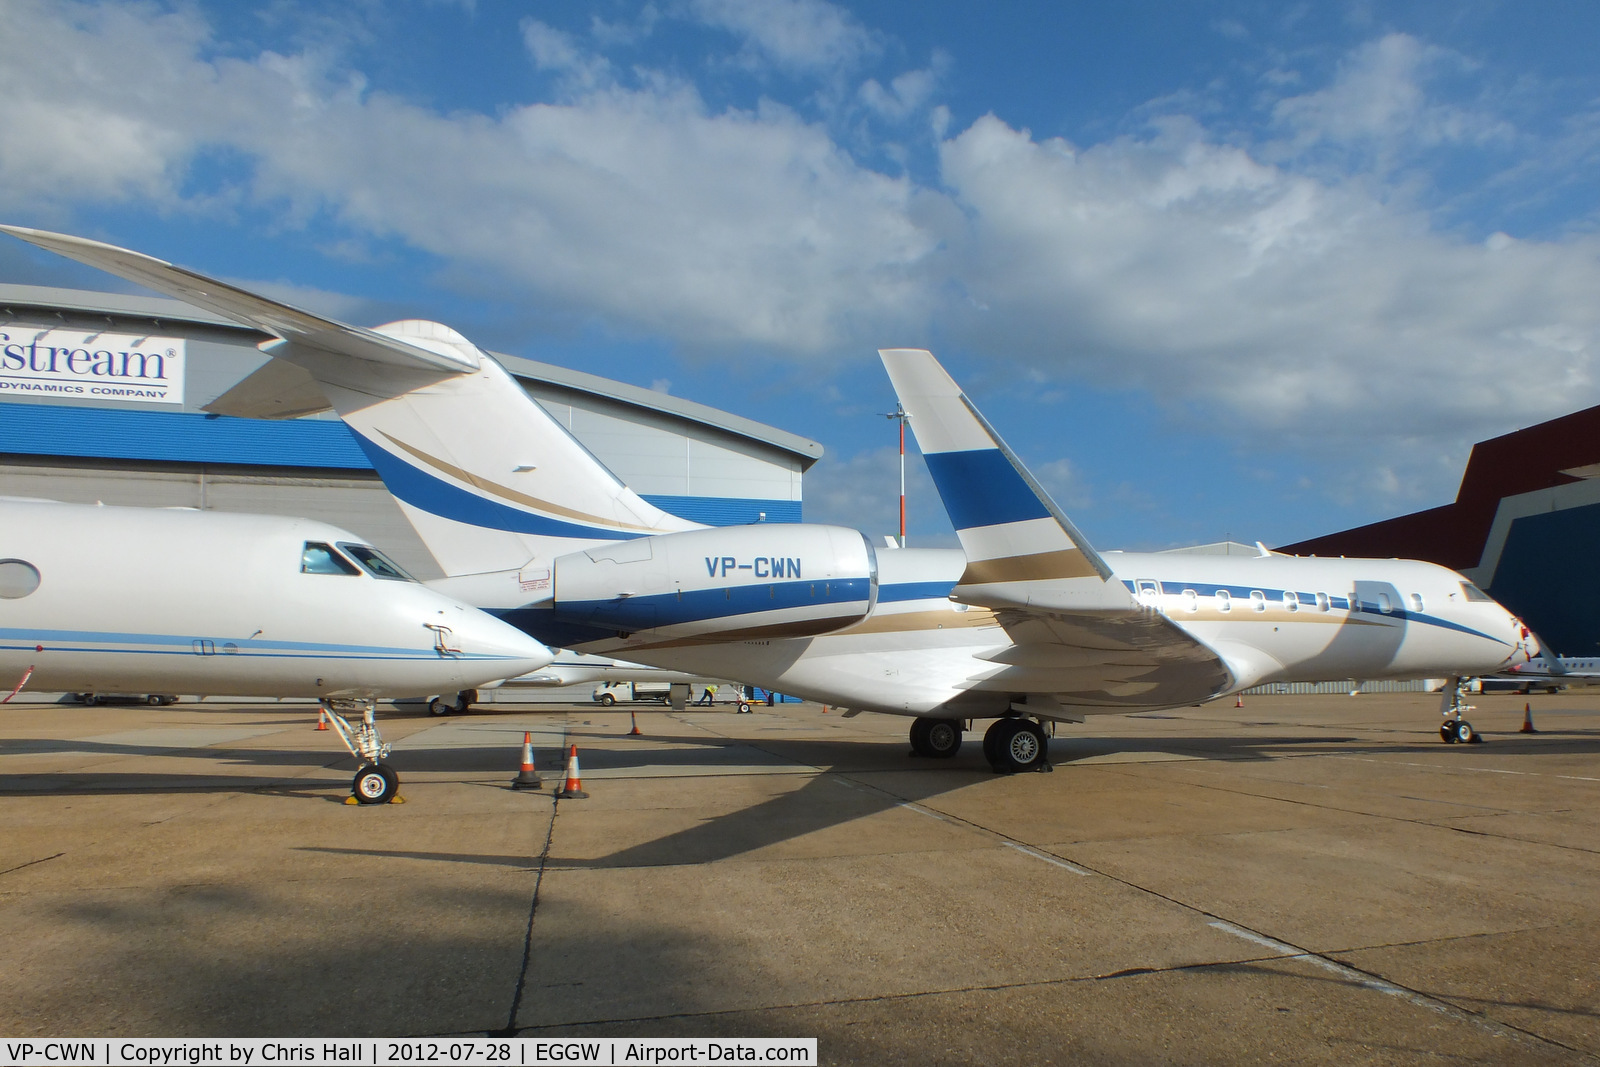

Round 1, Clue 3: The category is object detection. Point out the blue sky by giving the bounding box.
[3,1,1600,551]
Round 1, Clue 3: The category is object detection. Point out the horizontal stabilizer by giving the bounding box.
[205,359,332,420]
[0,225,478,375]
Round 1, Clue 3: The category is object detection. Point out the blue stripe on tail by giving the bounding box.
[922,449,1052,531]
[349,429,646,540]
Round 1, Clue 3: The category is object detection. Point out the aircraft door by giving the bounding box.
[1134,579,1161,610]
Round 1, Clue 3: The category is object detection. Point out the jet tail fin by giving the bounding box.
[879,348,1131,613]
[2,225,701,577]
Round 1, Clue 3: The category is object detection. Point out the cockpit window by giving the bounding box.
[338,543,416,582]
[1460,581,1493,602]
[301,541,360,576]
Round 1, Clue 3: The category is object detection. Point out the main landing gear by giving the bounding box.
[908,715,1055,772]
[909,717,963,758]
[1439,678,1482,745]
[427,689,478,716]
[320,699,401,803]
[983,716,1052,774]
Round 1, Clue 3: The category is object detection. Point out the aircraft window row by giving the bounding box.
[0,558,40,599]
[301,542,360,576]
[1250,590,1266,612]
[338,542,416,582]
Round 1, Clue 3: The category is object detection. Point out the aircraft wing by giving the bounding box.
[0,225,477,376]
[881,347,1236,702]
[980,609,1235,707]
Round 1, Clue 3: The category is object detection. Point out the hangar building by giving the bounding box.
[0,283,821,580]
[1281,406,1600,658]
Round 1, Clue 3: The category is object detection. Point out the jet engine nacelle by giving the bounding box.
[552,524,875,639]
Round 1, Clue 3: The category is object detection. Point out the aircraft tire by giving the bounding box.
[1456,720,1479,744]
[1440,723,1457,743]
[987,718,1047,773]
[428,698,450,717]
[910,717,962,758]
[352,763,399,804]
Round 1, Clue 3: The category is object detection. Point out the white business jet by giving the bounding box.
[1,225,1537,772]
[0,498,552,801]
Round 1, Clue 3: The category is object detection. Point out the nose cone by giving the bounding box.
[451,606,554,681]
[1503,614,1539,667]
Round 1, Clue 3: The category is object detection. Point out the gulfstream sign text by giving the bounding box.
[0,327,185,405]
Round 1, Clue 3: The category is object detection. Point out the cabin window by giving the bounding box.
[1460,582,1492,602]
[1409,593,1425,613]
[1182,589,1198,612]
[0,558,40,599]
[1283,591,1300,612]
[338,543,415,581]
[1250,590,1267,612]
[1376,593,1393,614]
[301,542,359,576]
[1216,589,1232,612]
[1315,592,1330,612]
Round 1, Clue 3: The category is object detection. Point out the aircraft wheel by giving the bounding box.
[1440,723,1457,744]
[987,718,1048,773]
[1455,719,1479,744]
[352,763,399,804]
[910,717,962,758]
[428,697,450,717]
[598,693,616,706]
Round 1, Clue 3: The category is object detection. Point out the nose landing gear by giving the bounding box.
[1439,678,1481,744]
[320,699,401,802]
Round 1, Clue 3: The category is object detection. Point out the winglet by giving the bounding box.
[880,348,1131,613]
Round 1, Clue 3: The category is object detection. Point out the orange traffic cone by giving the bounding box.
[511,731,542,790]
[1235,694,1244,708]
[628,710,643,736]
[1520,703,1537,734]
[555,744,589,799]
[315,706,328,731]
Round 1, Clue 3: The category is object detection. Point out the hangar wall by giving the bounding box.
[0,284,821,580]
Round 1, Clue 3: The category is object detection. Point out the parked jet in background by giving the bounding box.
[2,225,1538,771]
[0,498,552,801]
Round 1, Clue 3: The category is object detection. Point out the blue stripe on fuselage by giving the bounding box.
[1119,580,1505,644]
[559,577,872,630]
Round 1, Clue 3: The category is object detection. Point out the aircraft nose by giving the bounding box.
[1505,615,1539,666]
[448,607,554,676]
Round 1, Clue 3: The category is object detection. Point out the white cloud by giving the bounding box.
[685,0,880,74]
[801,444,951,546]
[1270,34,1514,173]
[523,18,613,92]
[4,4,1600,509]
